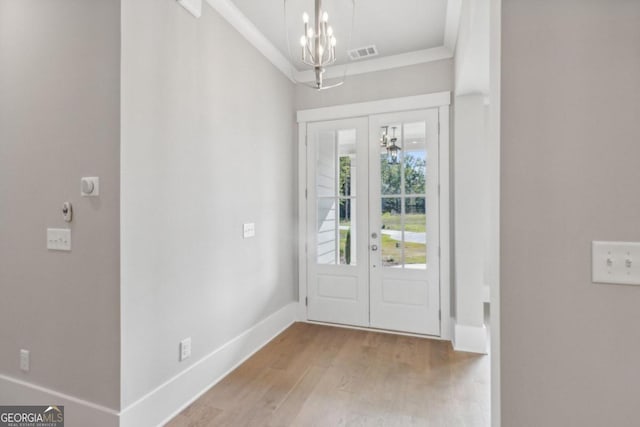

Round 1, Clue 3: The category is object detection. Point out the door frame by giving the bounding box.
[297,91,452,341]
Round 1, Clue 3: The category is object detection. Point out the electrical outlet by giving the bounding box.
[20,349,30,372]
[243,223,255,239]
[179,338,191,361]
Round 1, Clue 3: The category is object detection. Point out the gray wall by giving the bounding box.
[501,1,640,425]
[296,60,453,110]
[0,0,121,409]
[121,0,297,408]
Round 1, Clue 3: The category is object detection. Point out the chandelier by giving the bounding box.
[286,0,355,90]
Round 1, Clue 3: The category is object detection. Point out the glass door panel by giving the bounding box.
[369,109,440,335]
[378,121,428,270]
[307,118,369,327]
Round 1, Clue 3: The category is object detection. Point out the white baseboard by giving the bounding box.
[0,374,119,427]
[453,322,488,354]
[119,302,298,427]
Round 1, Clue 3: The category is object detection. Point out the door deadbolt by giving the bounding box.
[371,232,378,239]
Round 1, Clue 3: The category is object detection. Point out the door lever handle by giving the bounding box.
[371,245,378,251]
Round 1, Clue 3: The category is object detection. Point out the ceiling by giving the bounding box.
[230,0,449,71]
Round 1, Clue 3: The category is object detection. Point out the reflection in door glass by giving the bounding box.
[317,198,337,265]
[380,123,402,195]
[404,197,426,269]
[381,198,402,267]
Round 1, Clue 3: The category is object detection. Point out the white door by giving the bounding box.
[306,109,441,335]
[306,118,370,327]
[369,110,440,335]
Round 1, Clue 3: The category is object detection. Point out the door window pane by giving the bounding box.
[381,198,402,267]
[338,130,356,197]
[380,123,402,195]
[316,128,357,266]
[339,199,356,265]
[403,122,427,195]
[317,198,336,265]
[316,130,336,197]
[404,197,426,269]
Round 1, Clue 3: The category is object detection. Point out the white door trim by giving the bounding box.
[297,92,451,124]
[297,92,452,341]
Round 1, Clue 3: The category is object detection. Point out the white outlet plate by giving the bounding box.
[180,338,191,361]
[592,241,640,286]
[20,349,29,372]
[243,223,255,239]
[47,228,71,251]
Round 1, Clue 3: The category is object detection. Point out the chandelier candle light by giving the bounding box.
[299,0,338,90]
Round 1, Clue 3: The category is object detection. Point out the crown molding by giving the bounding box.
[294,46,453,83]
[205,0,459,85]
[177,0,203,18]
[205,0,297,82]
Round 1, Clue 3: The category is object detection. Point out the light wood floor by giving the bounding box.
[166,322,489,427]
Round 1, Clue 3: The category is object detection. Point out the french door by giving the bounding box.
[306,109,441,336]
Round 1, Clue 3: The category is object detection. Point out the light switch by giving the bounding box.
[592,241,640,286]
[47,228,71,251]
[243,223,255,239]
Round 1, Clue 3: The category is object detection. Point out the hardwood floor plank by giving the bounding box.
[165,323,489,427]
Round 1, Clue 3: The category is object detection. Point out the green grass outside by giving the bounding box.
[381,234,426,266]
[381,213,426,233]
[338,214,427,266]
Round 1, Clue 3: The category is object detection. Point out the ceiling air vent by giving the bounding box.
[348,45,379,61]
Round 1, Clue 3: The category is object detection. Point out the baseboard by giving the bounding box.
[453,322,488,354]
[119,302,298,427]
[303,319,450,341]
[0,374,119,427]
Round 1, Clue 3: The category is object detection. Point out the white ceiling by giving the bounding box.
[230,0,449,70]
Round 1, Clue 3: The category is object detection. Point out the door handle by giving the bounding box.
[371,244,378,251]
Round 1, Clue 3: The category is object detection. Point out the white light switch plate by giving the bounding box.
[592,241,640,286]
[243,223,255,239]
[47,228,71,251]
